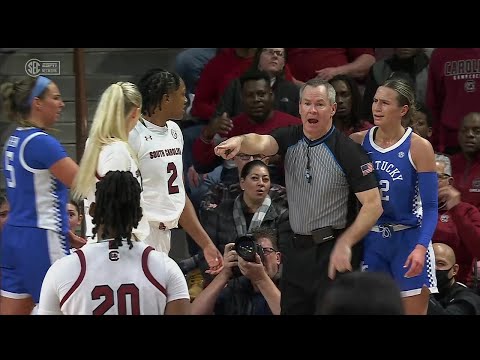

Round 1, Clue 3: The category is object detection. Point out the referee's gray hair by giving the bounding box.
[299,78,336,105]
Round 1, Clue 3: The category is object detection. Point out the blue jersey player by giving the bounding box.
[0,76,79,315]
[351,78,438,315]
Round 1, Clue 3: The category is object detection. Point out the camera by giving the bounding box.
[235,234,265,263]
[230,234,265,278]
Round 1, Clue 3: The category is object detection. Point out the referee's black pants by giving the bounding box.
[280,231,363,315]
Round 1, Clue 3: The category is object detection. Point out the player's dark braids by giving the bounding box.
[91,170,142,249]
[137,68,181,117]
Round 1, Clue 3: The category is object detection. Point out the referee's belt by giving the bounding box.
[371,224,413,233]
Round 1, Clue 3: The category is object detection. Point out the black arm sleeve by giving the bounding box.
[333,133,379,193]
[270,125,303,157]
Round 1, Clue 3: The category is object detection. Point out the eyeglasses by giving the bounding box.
[262,247,277,255]
[236,153,269,161]
[262,48,285,58]
[437,173,451,180]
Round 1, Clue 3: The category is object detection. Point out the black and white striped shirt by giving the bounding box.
[271,125,378,235]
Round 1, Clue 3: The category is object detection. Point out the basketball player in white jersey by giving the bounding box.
[72,82,149,243]
[38,171,190,315]
[128,68,222,274]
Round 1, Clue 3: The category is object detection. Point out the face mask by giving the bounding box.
[436,266,454,289]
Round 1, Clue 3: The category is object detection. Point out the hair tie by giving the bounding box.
[27,76,52,106]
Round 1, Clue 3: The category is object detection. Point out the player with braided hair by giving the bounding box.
[128,68,223,274]
[38,171,190,315]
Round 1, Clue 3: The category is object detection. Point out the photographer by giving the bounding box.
[191,227,281,315]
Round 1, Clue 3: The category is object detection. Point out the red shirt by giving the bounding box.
[193,110,301,173]
[191,48,294,121]
[451,152,480,211]
[287,48,375,82]
[433,202,480,284]
[426,48,480,152]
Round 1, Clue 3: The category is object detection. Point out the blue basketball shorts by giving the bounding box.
[0,224,68,303]
[362,226,437,297]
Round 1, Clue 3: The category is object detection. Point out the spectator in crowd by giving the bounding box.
[286,48,375,84]
[408,102,433,140]
[193,70,301,182]
[191,227,281,315]
[215,48,300,119]
[38,171,190,315]
[427,48,480,154]
[428,243,480,315]
[329,74,372,136]
[200,160,291,261]
[174,48,219,96]
[451,112,480,210]
[0,193,9,231]
[362,48,429,121]
[319,271,404,315]
[432,154,480,285]
[0,76,78,315]
[351,78,438,315]
[214,78,382,314]
[191,48,258,122]
[67,199,86,251]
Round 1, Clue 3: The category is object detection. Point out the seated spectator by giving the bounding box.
[199,161,292,278]
[329,74,372,136]
[361,48,429,121]
[193,70,301,180]
[428,243,480,315]
[0,193,9,231]
[174,48,219,95]
[427,48,480,154]
[318,271,404,315]
[200,152,286,212]
[286,48,375,84]
[67,199,87,251]
[191,48,257,122]
[408,102,433,139]
[215,48,300,119]
[451,112,480,210]
[191,227,281,315]
[432,154,480,285]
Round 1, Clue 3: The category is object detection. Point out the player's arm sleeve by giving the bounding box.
[23,133,68,170]
[37,264,64,315]
[270,125,302,157]
[417,172,438,248]
[164,257,190,302]
[335,137,379,193]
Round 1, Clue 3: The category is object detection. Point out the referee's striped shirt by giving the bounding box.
[271,125,378,235]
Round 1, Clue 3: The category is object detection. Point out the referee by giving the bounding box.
[214,78,383,314]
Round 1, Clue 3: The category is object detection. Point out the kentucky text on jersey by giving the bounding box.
[149,147,182,159]
[374,160,403,181]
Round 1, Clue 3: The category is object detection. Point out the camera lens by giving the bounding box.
[235,235,257,262]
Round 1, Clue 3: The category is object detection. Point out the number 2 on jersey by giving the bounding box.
[167,162,179,194]
[379,179,390,201]
[5,151,16,188]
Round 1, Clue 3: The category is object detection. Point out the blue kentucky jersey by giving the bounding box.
[362,127,421,226]
[3,128,69,234]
